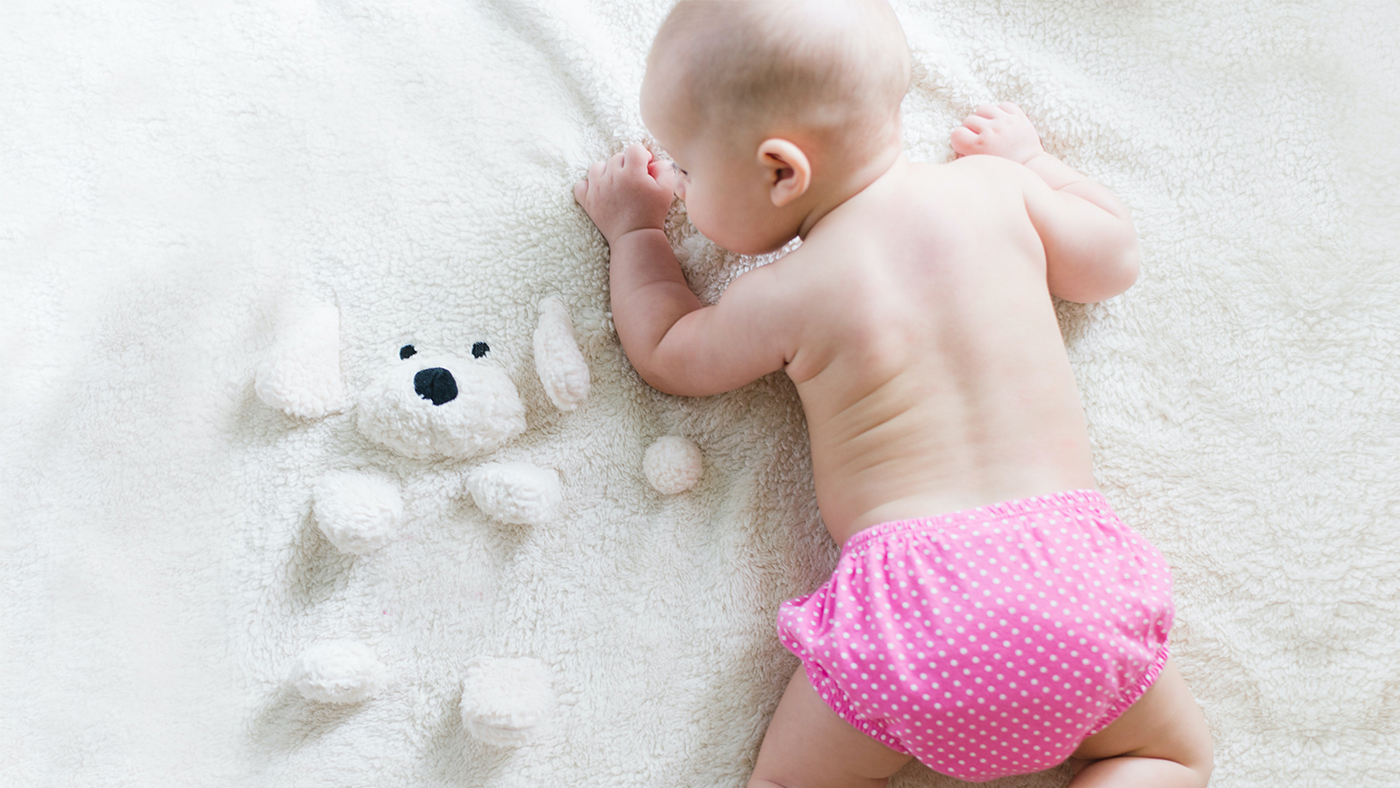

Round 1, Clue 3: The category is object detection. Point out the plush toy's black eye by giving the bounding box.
[400,344,417,360]
[472,342,489,359]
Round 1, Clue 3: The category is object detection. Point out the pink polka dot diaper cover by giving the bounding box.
[777,489,1173,783]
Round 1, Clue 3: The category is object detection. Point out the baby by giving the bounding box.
[573,0,1213,785]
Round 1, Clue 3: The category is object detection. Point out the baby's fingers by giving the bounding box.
[648,157,678,191]
[961,114,991,134]
[623,143,652,171]
[949,126,979,156]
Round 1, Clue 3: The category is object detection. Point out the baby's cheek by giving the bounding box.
[682,187,708,223]
[682,192,715,236]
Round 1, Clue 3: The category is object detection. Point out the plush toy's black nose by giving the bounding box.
[414,367,458,406]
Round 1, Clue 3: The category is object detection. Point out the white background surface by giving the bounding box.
[2,1,1397,786]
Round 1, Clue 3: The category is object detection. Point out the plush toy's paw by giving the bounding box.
[533,296,590,412]
[312,471,403,554]
[290,640,387,704]
[255,303,347,419]
[464,463,561,525]
[644,436,703,494]
[460,656,555,746]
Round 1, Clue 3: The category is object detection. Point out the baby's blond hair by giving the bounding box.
[649,0,911,154]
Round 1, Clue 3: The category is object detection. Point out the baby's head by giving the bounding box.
[642,0,910,254]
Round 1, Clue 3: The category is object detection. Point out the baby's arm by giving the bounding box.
[951,104,1140,303]
[573,144,792,396]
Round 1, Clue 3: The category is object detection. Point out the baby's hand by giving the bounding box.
[950,103,1045,165]
[573,144,679,245]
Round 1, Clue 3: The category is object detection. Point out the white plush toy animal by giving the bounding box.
[256,296,589,533]
[252,295,590,743]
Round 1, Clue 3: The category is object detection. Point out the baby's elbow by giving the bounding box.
[637,366,692,397]
[1108,240,1141,297]
[1086,233,1140,303]
[1080,252,1138,304]
[1050,242,1139,304]
[629,352,708,398]
[1081,213,1141,302]
[628,354,682,396]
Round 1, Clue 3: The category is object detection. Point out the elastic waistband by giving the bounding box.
[841,488,1110,556]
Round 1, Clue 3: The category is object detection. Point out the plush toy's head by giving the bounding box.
[356,342,526,460]
[254,296,593,462]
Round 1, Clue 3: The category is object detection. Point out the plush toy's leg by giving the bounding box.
[290,640,387,704]
[460,656,556,746]
[463,463,562,526]
[312,470,403,554]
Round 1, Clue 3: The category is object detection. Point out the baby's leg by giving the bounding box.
[1066,659,1214,787]
[748,669,912,788]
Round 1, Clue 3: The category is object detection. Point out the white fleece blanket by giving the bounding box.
[3,1,1398,786]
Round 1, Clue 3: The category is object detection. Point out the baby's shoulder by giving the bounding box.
[912,155,1032,194]
[903,157,1040,230]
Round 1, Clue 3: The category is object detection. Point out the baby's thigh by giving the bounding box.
[1069,659,1213,772]
[749,669,913,788]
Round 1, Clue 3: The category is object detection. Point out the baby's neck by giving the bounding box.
[796,142,906,239]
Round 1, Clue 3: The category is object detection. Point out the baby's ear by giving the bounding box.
[756,138,811,207]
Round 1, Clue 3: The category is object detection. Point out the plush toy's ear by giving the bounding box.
[533,297,590,412]
[255,303,347,419]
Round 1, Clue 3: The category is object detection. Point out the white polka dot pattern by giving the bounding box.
[777,490,1173,783]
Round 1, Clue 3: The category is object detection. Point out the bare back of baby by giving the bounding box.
[776,155,1099,544]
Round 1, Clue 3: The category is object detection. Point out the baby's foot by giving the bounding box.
[950,103,1044,164]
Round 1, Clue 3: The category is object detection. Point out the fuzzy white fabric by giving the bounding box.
[2,1,1397,787]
